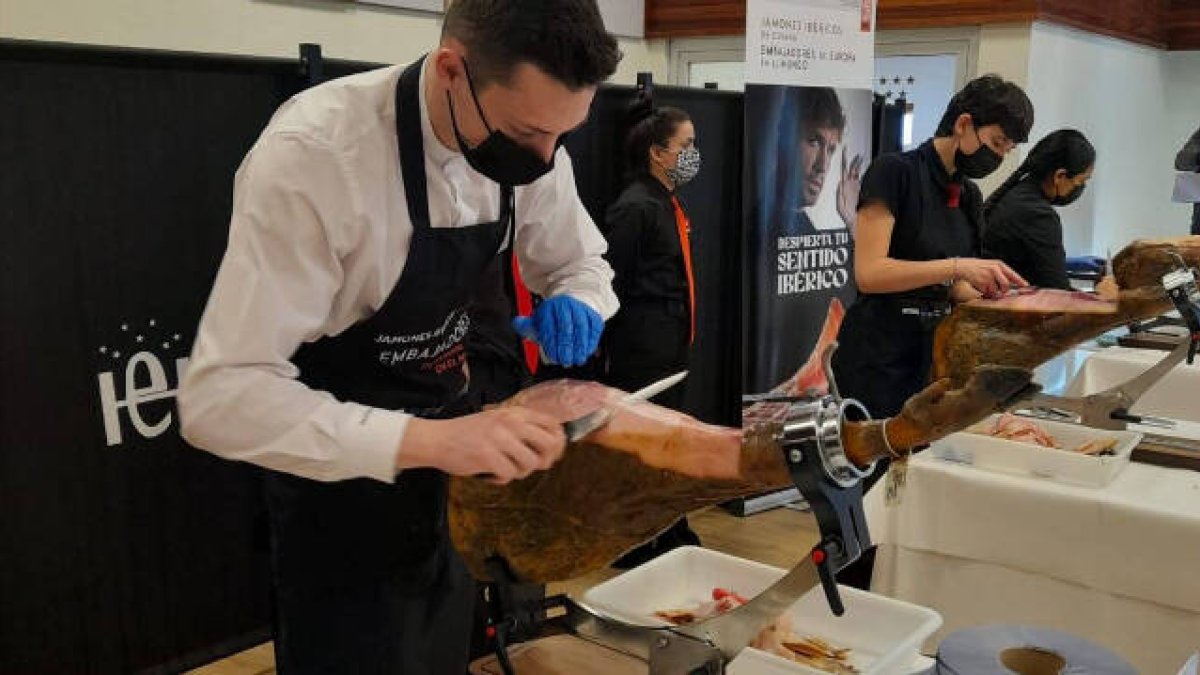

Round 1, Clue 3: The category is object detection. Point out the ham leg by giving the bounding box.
[933,287,1168,386]
[448,365,1034,583]
[1111,236,1200,290]
[933,236,1200,386]
[450,238,1198,583]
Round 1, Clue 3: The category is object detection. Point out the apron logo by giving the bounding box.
[96,319,189,446]
[376,311,471,367]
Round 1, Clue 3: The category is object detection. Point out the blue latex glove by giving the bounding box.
[511,295,603,367]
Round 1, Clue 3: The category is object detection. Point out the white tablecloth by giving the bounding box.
[864,456,1200,674]
[1065,345,1200,424]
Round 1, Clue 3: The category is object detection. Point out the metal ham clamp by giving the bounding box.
[1017,253,1200,431]
[483,344,876,674]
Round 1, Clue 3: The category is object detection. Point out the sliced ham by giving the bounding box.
[980,413,1059,447]
[934,237,1200,387]
[972,288,1117,315]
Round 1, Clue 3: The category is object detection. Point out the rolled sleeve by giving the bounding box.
[514,149,619,319]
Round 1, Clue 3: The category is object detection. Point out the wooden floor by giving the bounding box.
[189,506,820,675]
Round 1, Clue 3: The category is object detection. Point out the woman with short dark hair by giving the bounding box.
[832,74,1034,423]
[1176,125,1200,235]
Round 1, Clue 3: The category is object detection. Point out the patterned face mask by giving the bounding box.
[666,146,702,187]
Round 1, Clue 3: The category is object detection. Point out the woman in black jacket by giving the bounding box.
[602,99,701,566]
[983,129,1096,289]
[602,103,699,409]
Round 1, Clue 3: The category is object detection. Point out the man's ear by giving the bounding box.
[954,112,973,136]
[432,44,466,88]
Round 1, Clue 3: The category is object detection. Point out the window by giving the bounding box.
[669,37,746,90]
[875,27,979,150]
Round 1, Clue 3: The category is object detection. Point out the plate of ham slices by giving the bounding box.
[583,546,941,675]
[931,413,1142,488]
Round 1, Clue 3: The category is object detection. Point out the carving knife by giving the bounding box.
[563,370,689,442]
[472,371,688,481]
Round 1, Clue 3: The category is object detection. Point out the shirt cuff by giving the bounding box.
[339,405,410,483]
[570,288,620,321]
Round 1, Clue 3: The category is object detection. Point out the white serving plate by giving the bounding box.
[930,413,1142,488]
[583,546,941,674]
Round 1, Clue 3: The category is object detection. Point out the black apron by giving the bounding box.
[831,289,949,420]
[264,57,511,675]
[465,242,533,408]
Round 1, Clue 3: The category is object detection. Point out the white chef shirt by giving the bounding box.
[178,60,617,484]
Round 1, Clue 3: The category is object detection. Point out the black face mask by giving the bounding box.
[1051,182,1086,206]
[447,61,557,187]
[955,125,1004,179]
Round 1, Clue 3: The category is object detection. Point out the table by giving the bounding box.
[1065,345,1200,424]
[865,455,1200,674]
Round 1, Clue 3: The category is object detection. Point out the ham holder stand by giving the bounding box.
[482,350,876,674]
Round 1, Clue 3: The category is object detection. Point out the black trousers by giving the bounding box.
[830,296,937,421]
[265,473,475,675]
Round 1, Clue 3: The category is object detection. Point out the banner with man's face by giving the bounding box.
[743,85,871,392]
[742,0,876,397]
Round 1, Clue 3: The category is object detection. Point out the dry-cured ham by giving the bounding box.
[448,365,1033,582]
[933,236,1200,386]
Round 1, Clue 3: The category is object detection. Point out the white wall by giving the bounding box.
[1024,21,1200,256]
[0,0,668,86]
[974,23,1033,196]
[976,23,1031,87]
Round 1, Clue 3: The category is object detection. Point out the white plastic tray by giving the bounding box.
[582,546,941,675]
[930,413,1142,488]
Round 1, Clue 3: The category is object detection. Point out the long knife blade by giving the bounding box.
[563,371,689,442]
[623,370,689,405]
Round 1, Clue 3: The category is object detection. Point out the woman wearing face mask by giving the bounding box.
[983,130,1096,290]
[830,75,1034,594]
[831,75,1034,426]
[602,100,702,567]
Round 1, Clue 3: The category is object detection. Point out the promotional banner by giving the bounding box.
[745,0,875,89]
[743,0,876,396]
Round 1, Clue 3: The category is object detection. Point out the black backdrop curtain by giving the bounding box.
[0,40,743,673]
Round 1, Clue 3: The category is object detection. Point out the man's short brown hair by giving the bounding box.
[443,0,622,90]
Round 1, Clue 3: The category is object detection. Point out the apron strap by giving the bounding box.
[396,57,431,231]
